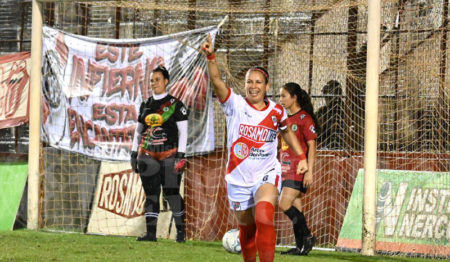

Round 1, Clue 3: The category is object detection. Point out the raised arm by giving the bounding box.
[201,34,229,101]
[280,127,308,174]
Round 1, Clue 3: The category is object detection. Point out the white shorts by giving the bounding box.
[227,167,282,211]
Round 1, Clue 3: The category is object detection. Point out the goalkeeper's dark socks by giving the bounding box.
[283,206,304,248]
[255,201,276,262]
[143,212,158,241]
[174,210,186,242]
[173,210,185,227]
[175,229,185,243]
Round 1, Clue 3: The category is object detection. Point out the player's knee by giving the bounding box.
[278,200,290,212]
[146,194,160,205]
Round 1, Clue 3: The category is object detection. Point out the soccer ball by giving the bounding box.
[222,228,241,254]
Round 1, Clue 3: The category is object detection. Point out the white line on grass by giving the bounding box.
[277,245,336,252]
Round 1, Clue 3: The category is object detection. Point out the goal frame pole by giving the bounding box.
[28,0,43,230]
[362,0,381,256]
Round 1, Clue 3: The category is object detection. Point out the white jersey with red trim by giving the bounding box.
[220,88,288,186]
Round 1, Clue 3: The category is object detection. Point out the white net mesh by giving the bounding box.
[30,0,449,258]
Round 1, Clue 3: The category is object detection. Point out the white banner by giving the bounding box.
[42,26,217,161]
[87,162,146,236]
[0,52,30,128]
[87,162,181,238]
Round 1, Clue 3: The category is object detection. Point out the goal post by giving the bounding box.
[362,0,381,256]
[28,0,43,230]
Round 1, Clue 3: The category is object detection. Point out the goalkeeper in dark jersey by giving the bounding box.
[131,66,189,242]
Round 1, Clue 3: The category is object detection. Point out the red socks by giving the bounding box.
[239,223,257,262]
[255,201,276,262]
[238,201,276,262]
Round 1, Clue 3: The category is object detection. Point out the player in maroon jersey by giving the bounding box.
[202,35,308,262]
[279,82,320,256]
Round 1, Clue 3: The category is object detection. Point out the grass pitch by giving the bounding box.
[0,230,432,262]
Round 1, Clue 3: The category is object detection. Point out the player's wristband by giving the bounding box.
[206,53,215,61]
[298,153,307,161]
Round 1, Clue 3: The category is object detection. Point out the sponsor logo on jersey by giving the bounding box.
[249,148,270,159]
[181,106,187,115]
[309,125,316,133]
[239,124,277,143]
[145,113,164,127]
[281,152,291,166]
[143,127,167,146]
[291,124,298,131]
[300,114,306,120]
[233,142,249,159]
[281,137,289,151]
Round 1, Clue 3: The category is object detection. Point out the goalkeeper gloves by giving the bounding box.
[174,152,187,173]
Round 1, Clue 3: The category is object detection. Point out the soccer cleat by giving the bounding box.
[136,234,157,242]
[280,247,303,256]
[300,235,316,255]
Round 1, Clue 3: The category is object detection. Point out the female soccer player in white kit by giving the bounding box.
[201,35,308,262]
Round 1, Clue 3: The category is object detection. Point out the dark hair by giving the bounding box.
[152,66,170,82]
[248,66,269,84]
[282,82,320,132]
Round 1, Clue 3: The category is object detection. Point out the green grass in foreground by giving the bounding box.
[0,230,433,262]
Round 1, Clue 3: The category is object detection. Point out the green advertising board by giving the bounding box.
[0,163,28,231]
[337,169,449,257]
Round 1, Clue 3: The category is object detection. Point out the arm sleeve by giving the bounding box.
[303,116,318,141]
[175,100,189,121]
[219,89,238,117]
[137,102,146,124]
[131,122,145,152]
[176,120,188,153]
[279,106,288,131]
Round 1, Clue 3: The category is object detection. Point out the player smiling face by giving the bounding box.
[150,71,168,95]
[279,87,297,112]
[245,70,269,107]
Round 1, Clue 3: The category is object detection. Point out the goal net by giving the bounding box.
[24,0,449,258]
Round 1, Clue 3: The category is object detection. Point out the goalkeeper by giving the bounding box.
[130,66,189,243]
